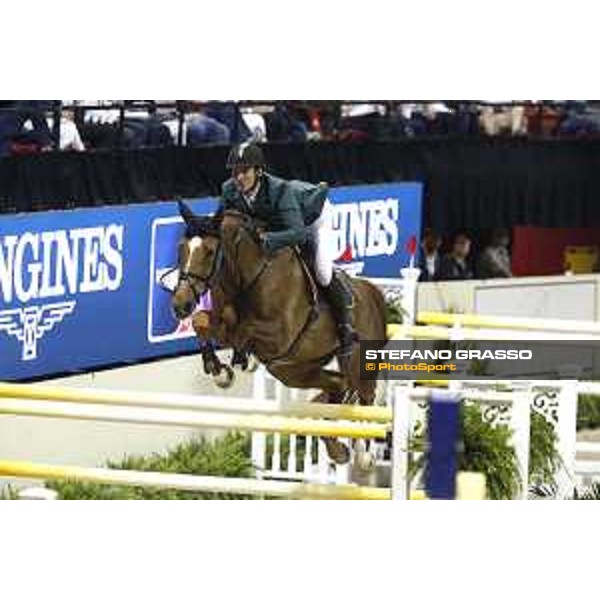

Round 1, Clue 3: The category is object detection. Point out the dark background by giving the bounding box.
[2,138,599,236]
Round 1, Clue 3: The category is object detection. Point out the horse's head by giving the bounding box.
[172,201,222,320]
[172,202,268,320]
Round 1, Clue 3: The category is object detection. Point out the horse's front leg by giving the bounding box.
[217,313,260,373]
[192,313,235,389]
[231,346,249,370]
[207,319,251,372]
[200,341,235,389]
[200,340,220,374]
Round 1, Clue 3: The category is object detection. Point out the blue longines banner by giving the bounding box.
[329,183,422,277]
[0,182,421,380]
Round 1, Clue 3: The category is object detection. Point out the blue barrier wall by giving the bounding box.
[0,182,421,380]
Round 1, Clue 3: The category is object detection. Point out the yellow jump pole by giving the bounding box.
[0,383,392,423]
[418,311,600,336]
[389,323,597,341]
[415,379,450,388]
[0,459,391,500]
[0,399,389,440]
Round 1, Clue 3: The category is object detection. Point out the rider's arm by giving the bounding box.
[261,180,329,252]
[262,197,308,252]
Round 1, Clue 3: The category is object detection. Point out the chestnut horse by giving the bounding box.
[172,202,387,464]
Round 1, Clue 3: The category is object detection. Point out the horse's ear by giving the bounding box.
[178,201,220,238]
[196,216,221,238]
[178,200,197,226]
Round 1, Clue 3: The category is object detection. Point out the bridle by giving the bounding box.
[160,238,223,303]
[179,243,224,302]
[162,215,272,305]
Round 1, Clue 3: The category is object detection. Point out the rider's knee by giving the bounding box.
[314,262,333,287]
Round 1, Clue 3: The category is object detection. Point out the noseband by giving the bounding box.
[178,242,224,301]
[160,239,223,303]
[168,213,271,303]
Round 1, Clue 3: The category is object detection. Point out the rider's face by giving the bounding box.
[233,166,259,195]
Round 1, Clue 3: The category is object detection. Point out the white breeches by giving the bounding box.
[306,199,336,287]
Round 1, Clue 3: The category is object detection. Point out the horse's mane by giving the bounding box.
[219,210,268,247]
[221,209,266,230]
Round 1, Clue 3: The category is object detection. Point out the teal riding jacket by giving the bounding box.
[218,173,329,252]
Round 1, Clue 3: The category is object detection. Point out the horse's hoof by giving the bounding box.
[323,438,351,465]
[353,449,376,472]
[231,351,248,371]
[246,355,260,373]
[213,365,235,389]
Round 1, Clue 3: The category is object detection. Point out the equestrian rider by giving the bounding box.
[216,142,355,372]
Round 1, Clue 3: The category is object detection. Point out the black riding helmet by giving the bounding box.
[226,142,266,170]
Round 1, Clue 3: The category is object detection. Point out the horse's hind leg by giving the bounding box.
[342,353,383,470]
[267,364,347,395]
[306,383,355,466]
[300,354,380,465]
[268,364,352,465]
[356,377,378,406]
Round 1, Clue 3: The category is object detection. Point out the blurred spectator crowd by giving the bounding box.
[2,100,600,156]
[418,228,513,282]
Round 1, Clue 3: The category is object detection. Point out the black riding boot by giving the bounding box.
[323,271,355,374]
